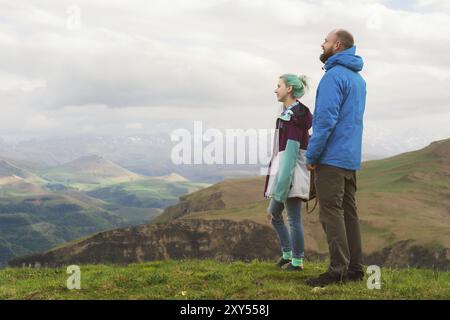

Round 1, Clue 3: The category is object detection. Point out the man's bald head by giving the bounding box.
[333,29,354,50]
[320,29,355,63]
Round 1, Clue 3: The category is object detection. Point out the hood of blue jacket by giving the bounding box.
[324,46,364,72]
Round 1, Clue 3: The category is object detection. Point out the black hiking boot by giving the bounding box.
[275,257,291,268]
[306,271,346,287]
[346,269,365,282]
[283,263,304,271]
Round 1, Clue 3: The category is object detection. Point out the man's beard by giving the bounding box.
[320,48,335,63]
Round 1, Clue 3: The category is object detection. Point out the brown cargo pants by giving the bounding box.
[314,164,363,277]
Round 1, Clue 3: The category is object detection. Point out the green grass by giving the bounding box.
[0,260,448,300]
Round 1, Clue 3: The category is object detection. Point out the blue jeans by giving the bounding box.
[267,197,305,259]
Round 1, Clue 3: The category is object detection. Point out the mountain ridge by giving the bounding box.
[8,138,450,269]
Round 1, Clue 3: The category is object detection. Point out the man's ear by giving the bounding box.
[334,40,341,51]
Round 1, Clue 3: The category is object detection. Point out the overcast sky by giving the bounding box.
[1,0,449,155]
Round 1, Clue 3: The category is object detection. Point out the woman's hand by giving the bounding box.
[306,164,317,171]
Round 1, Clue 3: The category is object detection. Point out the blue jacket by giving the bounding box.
[306,46,366,170]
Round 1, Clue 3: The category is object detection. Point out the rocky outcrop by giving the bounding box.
[9,219,280,267]
[8,221,449,271]
[364,240,450,270]
[427,138,450,159]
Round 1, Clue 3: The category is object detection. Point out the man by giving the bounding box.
[305,29,366,287]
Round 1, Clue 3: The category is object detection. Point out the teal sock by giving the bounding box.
[292,258,304,267]
[282,251,292,260]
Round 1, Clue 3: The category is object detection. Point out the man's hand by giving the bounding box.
[306,164,317,171]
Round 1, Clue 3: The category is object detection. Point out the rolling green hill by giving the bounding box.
[156,138,450,255]
[0,157,210,268]
[37,155,209,212]
[0,193,127,268]
[38,155,144,190]
[0,159,48,197]
[87,175,209,209]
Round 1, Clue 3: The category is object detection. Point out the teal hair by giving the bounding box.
[280,74,309,98]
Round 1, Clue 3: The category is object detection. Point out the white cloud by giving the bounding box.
[0,0,449,154]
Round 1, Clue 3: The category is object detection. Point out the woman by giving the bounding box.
[263,74,313,271]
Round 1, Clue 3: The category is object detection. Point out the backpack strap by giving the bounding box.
[306,198,318,214]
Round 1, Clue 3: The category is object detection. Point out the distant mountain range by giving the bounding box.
[0,154,208,267]
[38,154,144,190]
[0,134,389,183]
[10,138,450,270]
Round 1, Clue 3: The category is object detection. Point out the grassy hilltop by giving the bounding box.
[0,260,449,300]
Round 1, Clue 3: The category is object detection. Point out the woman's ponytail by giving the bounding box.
[298,74,309,94]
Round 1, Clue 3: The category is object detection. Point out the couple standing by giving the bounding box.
[263,29,366,287]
